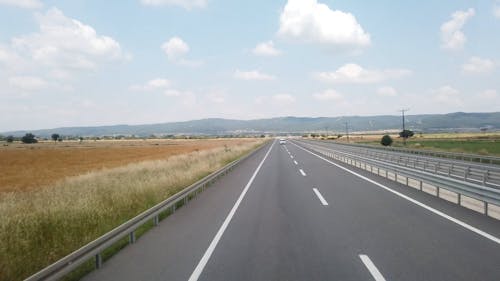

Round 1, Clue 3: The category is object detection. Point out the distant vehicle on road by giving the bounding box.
[279,139,286,145]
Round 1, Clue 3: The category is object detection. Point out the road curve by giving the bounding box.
[83,139,500,281]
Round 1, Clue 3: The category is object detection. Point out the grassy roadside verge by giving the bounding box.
[357,139,500,156]
[0,139,265,281]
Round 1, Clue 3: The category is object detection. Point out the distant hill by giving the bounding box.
[3,112,499,137]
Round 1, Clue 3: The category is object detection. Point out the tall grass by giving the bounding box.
[0,140,264,281]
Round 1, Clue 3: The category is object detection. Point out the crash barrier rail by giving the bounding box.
[295,141,500,218]
[25,142,269,281]
[313,139,500,165]
[303,140,500,189]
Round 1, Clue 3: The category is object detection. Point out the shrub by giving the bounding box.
[21,133,37,144]
[381,135,393,146]
[399,129,414,139]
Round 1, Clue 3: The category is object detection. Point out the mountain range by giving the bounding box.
[2,112,499,137]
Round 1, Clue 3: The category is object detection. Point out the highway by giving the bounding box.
[83,139,500,281]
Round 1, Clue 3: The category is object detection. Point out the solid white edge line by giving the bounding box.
[188,141,275,281]
[313,188,329,206]
[290,155,294,159]
[359,254,386,281]
[291,142,500,245]
[293,160,298,165]
[299,169,306,176]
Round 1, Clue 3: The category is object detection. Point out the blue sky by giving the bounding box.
[0,0,499,131]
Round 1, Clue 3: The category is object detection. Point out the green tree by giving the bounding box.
[21,133,37,144]
[399,129,414,139]
[6,135,14,143]
[381,135,393,146]
[51,133,60,143]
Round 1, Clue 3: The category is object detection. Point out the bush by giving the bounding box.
[21,133,37,144]
[399,129,414,139]
[381,135,393,146]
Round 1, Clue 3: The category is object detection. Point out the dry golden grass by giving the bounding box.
[0,139,265,281]
[0,139,255,193]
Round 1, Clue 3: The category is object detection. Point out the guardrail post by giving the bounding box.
[464,167,470,181]
[482,171,488,186]
[419,181,423,191]
[485,202,489,216]
[458,193,462,205]
[129,231,136,244]
[153,215,159,226]
[448,164,452,176]
[436,186,440,197]
[405,177,409,186]
[95,253,102,269]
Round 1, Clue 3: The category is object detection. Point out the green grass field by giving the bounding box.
[358,138,500,156]
[402,139,500,156]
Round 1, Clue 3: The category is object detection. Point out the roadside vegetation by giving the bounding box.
[0,139,265,281]
[304,132,500,156]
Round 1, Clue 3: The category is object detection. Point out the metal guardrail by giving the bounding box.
[304,140,500,189]
[314,139,500,165]
[25,142,268,281]
[295,141,500,215]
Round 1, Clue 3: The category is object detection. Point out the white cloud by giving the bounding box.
[0,0,42,9]
[206,92,225,104]
[252,41,281,56]
[272,94,296,103]
[494,4,500,18]
[10,8,124,72]
[315,63,411,84]
[478,89,498,99]
[164,89,182,97]
[8,76,48,91]
[161,36,202,66]
[313,89,343,101]
[278,0,370,49]
[129,77,193,100]
[140,0,207,9]
[462,56,495,74]
[432,85,463,106]
[130,78,171,91]
[233,70,276,81]
[440,8,475,50]
[377,86,398,97]
[162,37,189,61]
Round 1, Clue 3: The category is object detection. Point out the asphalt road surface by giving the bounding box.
[83,139,500,281]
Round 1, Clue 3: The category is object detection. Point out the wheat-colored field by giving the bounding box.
[0,139,256,193]
[0,138,266,281]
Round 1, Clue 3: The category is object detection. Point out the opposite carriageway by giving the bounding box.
[301,139,500,189]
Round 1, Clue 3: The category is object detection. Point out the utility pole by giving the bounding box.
[345,122,349,143]
[399,108,410,145]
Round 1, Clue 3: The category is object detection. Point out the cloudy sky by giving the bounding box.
[0,0,499,131]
